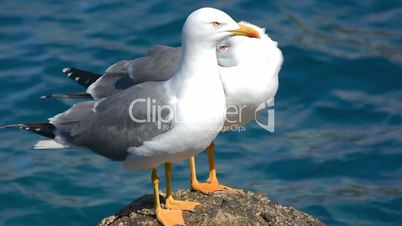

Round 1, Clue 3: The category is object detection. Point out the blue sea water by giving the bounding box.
[0,0,401,225]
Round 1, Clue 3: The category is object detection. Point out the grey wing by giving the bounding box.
[52,81,173,161]
[87,60,136,99]
[130,46,181,84]
[88,46,181,99]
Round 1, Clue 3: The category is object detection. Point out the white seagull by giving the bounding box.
[43,21,282,195]
[2,8,260,226]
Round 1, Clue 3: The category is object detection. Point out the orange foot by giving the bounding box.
[214,183,243,193]
[207,176,243,193]
[192,181,243,194]
[165,196,200,212]
[156,208,185,226]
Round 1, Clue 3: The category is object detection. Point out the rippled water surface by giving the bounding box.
[1,0,401,225]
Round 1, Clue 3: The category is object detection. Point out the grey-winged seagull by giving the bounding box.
[44,22,282,195]
[2,7,261,226]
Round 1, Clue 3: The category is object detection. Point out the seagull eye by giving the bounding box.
[212,21,221,27]
[218,44,228,51]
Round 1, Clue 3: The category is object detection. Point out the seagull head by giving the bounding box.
[182,8,260,48]
[217,21,283,67]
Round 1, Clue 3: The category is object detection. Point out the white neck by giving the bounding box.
[166,38,226,131]
[169,41,223,97]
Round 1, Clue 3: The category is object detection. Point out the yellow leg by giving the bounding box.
[165,162,200,211]
[190,144,242,194]
[152,168,184,226]
[206,143,219,184]
[189,152,225,194]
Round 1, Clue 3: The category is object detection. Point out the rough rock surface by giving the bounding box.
[99,189,325,226]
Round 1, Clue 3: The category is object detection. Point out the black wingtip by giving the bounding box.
[41,92,92,99]
[62,67,102,88]
[1,123,25,129]
[1,122,55,139]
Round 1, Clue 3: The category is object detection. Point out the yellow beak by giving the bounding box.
[230,23,260,39]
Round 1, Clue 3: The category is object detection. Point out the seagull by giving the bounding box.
[2,8,260,226]
[43,22,282,195]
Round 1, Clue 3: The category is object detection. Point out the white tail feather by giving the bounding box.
[34,140,68,150]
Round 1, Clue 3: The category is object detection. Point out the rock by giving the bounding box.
[99,189,325,226]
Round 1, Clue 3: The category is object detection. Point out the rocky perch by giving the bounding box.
[99,189,325,226]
